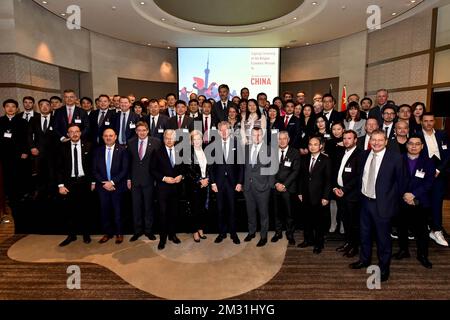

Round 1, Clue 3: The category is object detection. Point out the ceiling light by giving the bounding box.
[192,27,196,30]
[410,0,416,3]
[140,1,145,5]
[261,26,266,30]
[306,42,310,45]
[226,30,230,33]
[147,43,152,46]
[112,6,117,10]
[161,18,166,21]
[42,1,48,4]
[61,13,66,16]
[167,46,171,49]
[312,2,318,5]
[392,12,397,16]
[293,17,297,20]
[286,46,291,49]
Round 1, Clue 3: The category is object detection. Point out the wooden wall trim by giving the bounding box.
[0,83,61,94]
[366,85,428,96]
[426,8,438,110]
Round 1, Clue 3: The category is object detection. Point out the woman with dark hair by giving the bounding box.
[272,96,286,117]
[294,104,302,119]
[267,105,284,145]
[239,99,248,121]
[411,102,425,134]
[241,98,266,145]
[299,104,316,139]
[232,96,241,105]
[227,104,241,130]
[314,115,331,141]
[132,102,145,119]
[344,102,366,137]
[186,130,211,242]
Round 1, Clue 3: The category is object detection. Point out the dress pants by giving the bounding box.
[189,187,208,232]
[303,200,327,248]
[158,187,179,242]
[340,197,360,248]
[98,188,124,236]
[273,190,296,238]
[63,177,91,237]
[244,186,270,239]
[131,183,154,235]
[398,204,429,257]
[216,181,237,235]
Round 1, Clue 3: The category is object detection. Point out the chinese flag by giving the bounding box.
[341,85,347,111]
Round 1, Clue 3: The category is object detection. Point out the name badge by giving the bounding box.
[104,121,110,126]
[442,144,448,150]
[183,129,189,133]
[49,127,53,131]
[75,119,82,124]
[3,132,12,138]
[324,134,330,138]
[415,170,425,179]
[211,126,217,130]
[284,161,292,167]
[271,129,279,134]
[345,167,352,173]
[158,129,164,133]
[302,132,306,138]
[129,123,136,129]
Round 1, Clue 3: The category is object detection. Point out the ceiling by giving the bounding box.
[33,0,440,49]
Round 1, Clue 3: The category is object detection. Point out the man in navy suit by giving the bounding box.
[320,94,343,128]
[193,100,218,146]
[394,135,435,269]
[54,89,90,142]
[280,100,302,149]
[113,96,140,146]
[88,94,115,146]
[93,128,130,244]
[368,89,389,127]
[350,129,406,282]
[381,104,397,141]
[145,99,168,141]
[418,113,450,247]
[213,84,232,122]
[166,100,194,132]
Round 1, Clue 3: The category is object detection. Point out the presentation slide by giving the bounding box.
[178,48,280,103]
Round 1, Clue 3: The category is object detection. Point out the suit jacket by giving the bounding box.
[88,109,116,145]
[57,140,92,186]
[163,107,177,118]
[213,100,232,122]
[0,115,28,160]
[28,113,58,157]
[166,114,194,132]
[280,115,302,149]
[381,123,396,140]
[92,144,130,192]
[54,106,90,140]
[194,114,219,144]
[358,149,406,218]
[417,130,450,174]
[18,111,39,123]
[145,114,169,141]
[298,153,332,206]
[320,109,343,127]
[402,153,435,208]
[357,134,370,151]
[209,137,244,189]
[112,111,141,144]
[368,105,383,127]
[243,144,274,193]
[185,147,212,192]
[273,146,301,194]
[344,119,366,137]
[127,136,161,187]
[333,147,362,202]
[151,145,186,195]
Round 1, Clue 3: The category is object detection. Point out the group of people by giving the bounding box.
[1,85,449,282]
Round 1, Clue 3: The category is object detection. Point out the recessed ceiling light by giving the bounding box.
[161,18,166,21]
[392,12,397,16]
[140,1,145,5]
[42,1,48,4]
[261,26,266,30]
[293,17,297,20]
[61,13,66,16]
[112,6,117,10]
[147,43,152,46]
[306,42,310,45]
[410,0,416,3]
[341,5,346,10]
[226,30,230,33]
[312,2,318,5]
[192,27,196,30]
[167,46,171,49]
[286,46,291,48]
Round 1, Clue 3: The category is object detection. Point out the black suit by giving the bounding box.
[368,105,383,127]
[280,115,302,149]
[54,106,90,141]
[213,100,232,122]
[209,137,244,236]
[28,113,58,196]
[194,114,219,146]
[127,136,161,235]
[298,153,332,248]
[57,141,93,237]
[320,110,343,128]
[272,147,301,239]
[151,145,186,243]
[166,114,194,132]
[145,114,169,141]
[88,109,116,145]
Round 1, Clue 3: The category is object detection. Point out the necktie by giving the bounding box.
[68,108,73,124]
[280,150,285,163]
[251,145,258,167]
[25,113,30,122]
[151,117,156,134]
[99,111,106,125]
[284,116,289,128]
[178,116,182,129]
[73,144,79,178]
[169,148,174,168]
[106,147,112,181]
[222,141,227,163]
[121,112,126,144]
[366,153,377,198]
[309,157,316,173]
[222,102,226,110]
[43,116,48,132]
[384,126,389,137]
[139,140,145,160]
[204,116,209,143]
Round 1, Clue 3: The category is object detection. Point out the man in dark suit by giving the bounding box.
[417,113,450,247]
[243,127,274,247]
[151,129,185,250]
[166,100,194,132]
[28,99,58,198]
[0,99,29,211]
[360,97,373,120]
[113,96,140,146]
[54,89,90,142]
[56,124,93,246]
[127,121,161,242]
[93,128,130,244]
[146,99,169,141]
[332,130,362,258]
[213,84,232,122]
[368,89,389,127]
[357,117,379,151]
[320,94,343,128]
[193,100,218,146]
[272,131,301,245]
[163,93,177,118]
[394,135,435,268]
[381,104,397,141]
[188,99,201,119]
[350,129,406,282]
[19,96,39,122]
[280,100,302,149]
[210,121,244,245]
[297,136,332,254]
[88,94,115,146]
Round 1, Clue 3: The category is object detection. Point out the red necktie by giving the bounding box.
[68,108,73,124]
[284,116,289,128]
[177,116,182,129]
[138,140,144,160]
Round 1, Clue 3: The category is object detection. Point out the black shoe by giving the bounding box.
[344,247,359,258]
[393,249,411,260]
[381,270,390,282]
[287,237,296,246]
[169,235,181,244]
[83,235,91,244]
[199,234,207,240]
[214,234,226,243]
[297,241,312,248]
[313,247,322,254]
[244,233,256,242]
[271,233,282,243]
[59,236,76,247]
[145,233,157,241]
[349,261,369,269]
[417,255,432,269]
[157,241,165,250]
[336,242,351,252]
[231,234,240,245]
[130,233,143,242]
[256,238,267,247]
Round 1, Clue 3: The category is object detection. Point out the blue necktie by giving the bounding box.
[120,113,126,144]
[169,148,174,168]
[106,147,112,181]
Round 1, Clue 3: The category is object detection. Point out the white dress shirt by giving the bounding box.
[383,122,394,138]
[279,146,289,162]
[23,110,34,121]
[364,135,371,150]
[348,120,355,130]
[71,142,85,178]
[41,114,50,131]
[222,137,231,160]
[97,109,108,125]
[167,107,176,117]
[361,148,386,199]
[337,146,357,187]
[194,148,207,178]
[422,129,441,160]
[250,143,263,164]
